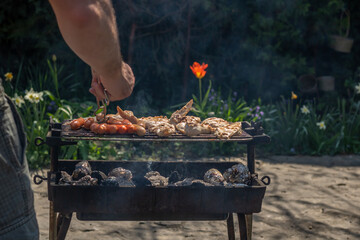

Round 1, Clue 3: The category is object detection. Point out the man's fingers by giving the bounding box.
[89,87,100,99]
[91,80,106,100]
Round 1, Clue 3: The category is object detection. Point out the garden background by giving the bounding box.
[1,0,360,169]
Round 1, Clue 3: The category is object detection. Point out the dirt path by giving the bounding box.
[32,155,360,240]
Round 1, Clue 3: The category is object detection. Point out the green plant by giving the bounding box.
[10,89,73,168]
[331,97,360,153]
[262,96,304,154]
[299,102,338,155]
[191,83,254,123]
[2,58,97,169]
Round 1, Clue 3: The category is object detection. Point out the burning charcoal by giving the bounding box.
[72,168,89,181]
[171,178,213,187]
[117,178,135,187]
[168,171,181,184]
[101,176,118,186]
[101,176,135,187]
[144,171,168,187]
[59,171,72,184]
[132,176,152,186]
[223,163,251,184]
[74,175,98,186]
[75,160,92,172]
[172,177,194,186]
[101,176,119,186]
[191,179,213,187]
[72,160,92,180]
[91,170,107,184]
[108,167,132,180]
[204,168,226,186]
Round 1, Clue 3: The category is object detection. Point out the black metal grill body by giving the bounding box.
[49,161,266,221]
[39,119,270,240]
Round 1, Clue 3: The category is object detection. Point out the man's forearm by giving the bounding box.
[49,0,134,100]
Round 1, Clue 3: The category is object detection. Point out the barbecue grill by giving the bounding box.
[34,118,270,240]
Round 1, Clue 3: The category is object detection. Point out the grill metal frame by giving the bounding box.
[39,118,270,240]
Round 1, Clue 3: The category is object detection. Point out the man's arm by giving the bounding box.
[48,0,134,101]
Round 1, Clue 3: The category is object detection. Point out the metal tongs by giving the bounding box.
[92,68,110,117]
[93,88,110,117]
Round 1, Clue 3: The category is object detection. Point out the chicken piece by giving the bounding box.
[139,116,169,129]
[184,122,213,137]
[105,114,124,124]
[184,116,201,124]
[139,116,175,137]
[175,122,186,134]
[199,124,212,134]
[201,117,230,131]
[117,106,138,124]
[175,116,201,135]
[96,112,105,122]
[169,99,193,125]
[214,122,242,139]
[149,122,176,137]
[184,123,203,136]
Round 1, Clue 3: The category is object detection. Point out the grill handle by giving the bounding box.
[260,176,271,185]
[34,137,45,146]
[33,174,48,185]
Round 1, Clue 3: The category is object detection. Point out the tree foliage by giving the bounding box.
[1,0,360,109]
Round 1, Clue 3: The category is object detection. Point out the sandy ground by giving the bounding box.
[32,155,360,240]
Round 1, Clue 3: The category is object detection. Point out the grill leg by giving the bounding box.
[57,212,73,240]
[49,202,57,240]
[226,213,235,240]
[237,213,251,240]
[245,214,252,240]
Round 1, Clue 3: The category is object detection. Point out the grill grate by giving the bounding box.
[61,120,258,143]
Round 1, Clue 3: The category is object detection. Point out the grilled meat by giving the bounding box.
[201,117,229,130]
[169,99,193,125]
[116,106,139,124]
[148,122,176,137]
[214,122,242,139]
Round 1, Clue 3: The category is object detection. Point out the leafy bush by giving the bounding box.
[3,0,360,110]
[262,89,360,155]
[2,59,97,169]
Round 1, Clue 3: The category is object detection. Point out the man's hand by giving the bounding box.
[49,0,135,102]
[89,68,107,101]
[89,62,135,102]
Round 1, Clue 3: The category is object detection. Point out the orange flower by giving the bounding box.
[190,62,208,79]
